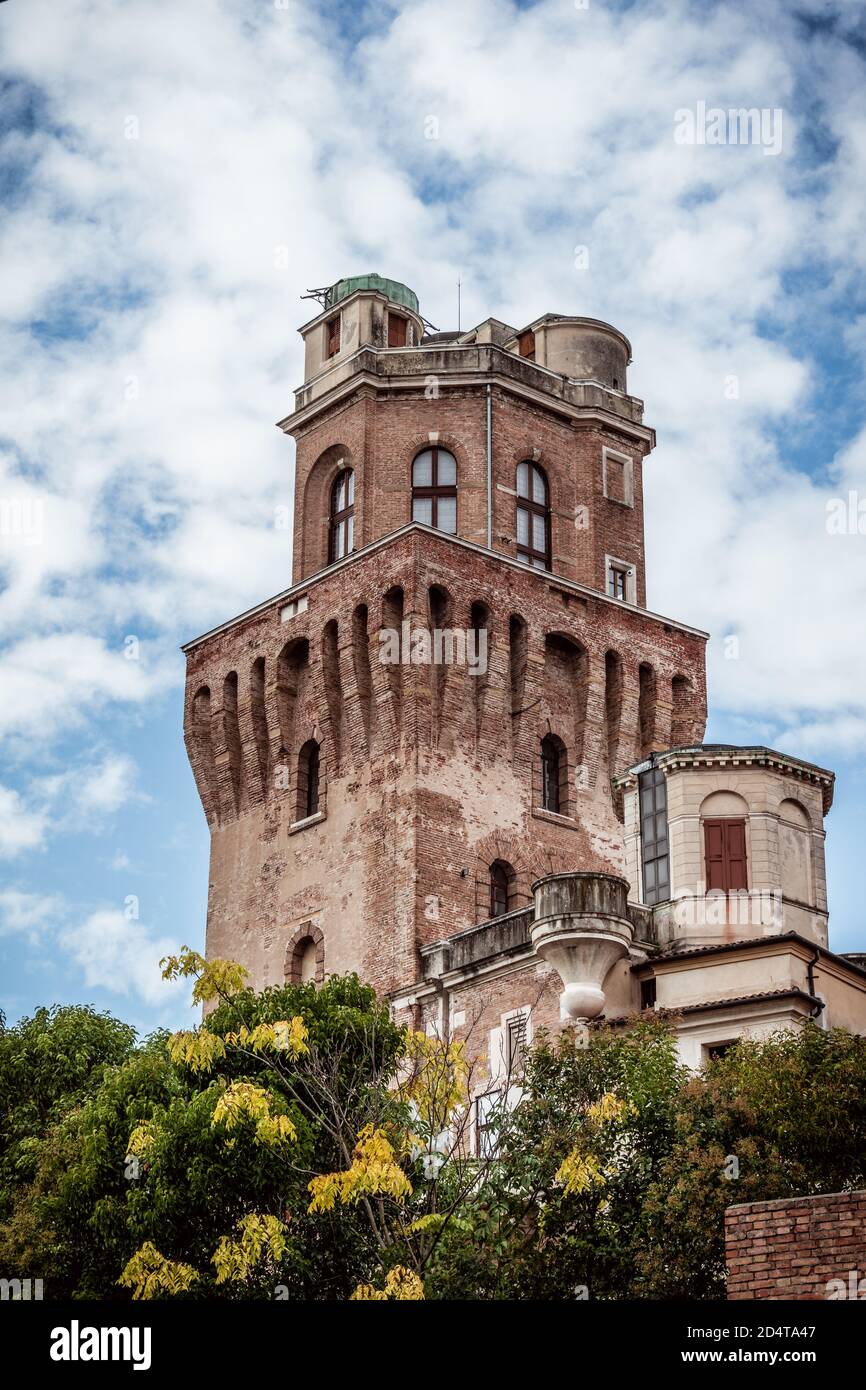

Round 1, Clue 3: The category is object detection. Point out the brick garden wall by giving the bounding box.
[726,1191,866,1300]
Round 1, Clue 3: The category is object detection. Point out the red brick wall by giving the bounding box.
[290,383,649,600]
[726,1191,866,1300]
[183,527,707,1002]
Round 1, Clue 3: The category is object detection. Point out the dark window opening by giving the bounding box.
[326,315,341,358]
[541,735,562,814]
[608,562,628,600]
[516,461,550,571]
[704,818,748,892]
[412,446,457,534]
[490,860,513,918]
[639,765,669,905]
[640,977,657,1011]
[298,739,321,820]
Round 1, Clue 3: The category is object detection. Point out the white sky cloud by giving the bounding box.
[59,907,187,1008]
[0,0,864,1013]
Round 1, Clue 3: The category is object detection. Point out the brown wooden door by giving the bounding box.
[388,314,408,347]
[704,818,748,891]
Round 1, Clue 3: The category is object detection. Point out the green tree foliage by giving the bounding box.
[0,1005,136,1220]
[426,1018,866,1301]
[3,982,865,1302]
[0,976,404,1299]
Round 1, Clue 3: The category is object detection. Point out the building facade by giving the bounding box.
[182,272,866,1108]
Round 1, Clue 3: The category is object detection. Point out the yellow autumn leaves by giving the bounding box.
[555,1092,633,1196]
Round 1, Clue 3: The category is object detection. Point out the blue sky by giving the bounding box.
[1,0,865,1036]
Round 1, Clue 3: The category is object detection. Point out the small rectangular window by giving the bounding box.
[506,1015,527,1075]
[640,977,657,1010]
[607,563,628,600]
[388,313,408,347]
[326,316,341,358]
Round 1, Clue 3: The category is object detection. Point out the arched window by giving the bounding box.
[700,792,749,893]
[298,739,321,819]
[490,860,514,918]
[541,735,562,814]
[297,938,318,983]
[412,447,457,534]
[329,469,354,563]
[287,923,324,985]
[516,462,550,570]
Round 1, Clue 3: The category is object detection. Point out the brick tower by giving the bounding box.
[183,274,864,1076]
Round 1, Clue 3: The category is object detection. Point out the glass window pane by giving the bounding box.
[347,515,354,553]
[347,470,354,505]
[532,556,546,570]
[413,496,433,525]
[413,450,433,487]
[334,524,345,560]
[517,505,530,546]
[334,475,345,512]
[437,449,457,485]
[532,513,546,553]
[516,462,529,498]
[532,466,546,504]
[437,495,457,533]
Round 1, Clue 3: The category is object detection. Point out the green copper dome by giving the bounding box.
[324,274,419,313]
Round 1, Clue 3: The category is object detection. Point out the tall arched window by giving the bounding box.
[329,469,354,563]
[298,739,321,819]
[516,462,550,570]
[541,735,562,814]
[412,447,457,533]
[490,860,514,918]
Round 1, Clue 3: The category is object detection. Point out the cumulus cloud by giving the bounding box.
[59,908,187,1009]
[0,888,63,939]
[0,785,48,858]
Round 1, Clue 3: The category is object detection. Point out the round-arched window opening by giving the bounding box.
[298,938,318,984]
[516,461,550,570]
[412,447,457,534]
[329,468,355,563]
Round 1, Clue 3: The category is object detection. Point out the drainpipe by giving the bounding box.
[486,383,493,549]
[807,946,826,1023]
